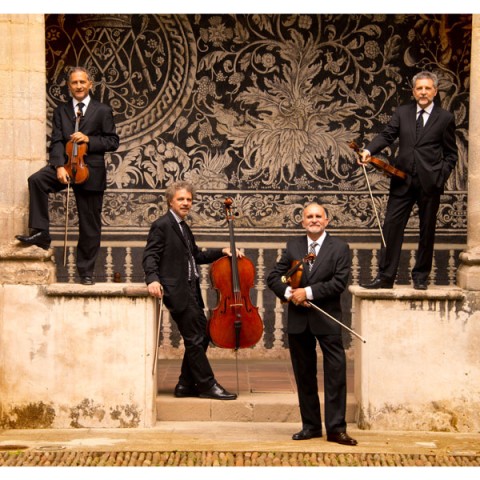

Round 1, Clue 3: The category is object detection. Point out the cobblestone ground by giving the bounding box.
[1,450,480,466]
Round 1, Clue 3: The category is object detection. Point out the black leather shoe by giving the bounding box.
[413,282,428,290]
[80,276,95,285]
[199,382,237,400]
[327,432,358,446]
[15,230,51,250]
[174,384,200,398]
[361,277,393,289]
[292,428,322,441]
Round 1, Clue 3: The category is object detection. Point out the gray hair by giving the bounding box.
[67,66,92,82]
[165,181,195,205]
[412,71,438,88]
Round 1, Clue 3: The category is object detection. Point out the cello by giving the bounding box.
[208,197,264,350]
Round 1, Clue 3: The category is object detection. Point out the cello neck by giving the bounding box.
[224,198,241,295]
[228,213,241,295]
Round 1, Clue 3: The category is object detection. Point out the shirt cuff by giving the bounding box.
[305,286,313,300]
[284,286,293,301]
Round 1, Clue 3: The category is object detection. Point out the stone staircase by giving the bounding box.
[155,359,357,423]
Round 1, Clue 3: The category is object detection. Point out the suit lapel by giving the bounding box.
[80,99,97,128]
[410,104,418,142]
[168,211,188,247]
[422,104,440,136]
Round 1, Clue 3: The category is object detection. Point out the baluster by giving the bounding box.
[124,246,133,283]
[200,252,209,317]
[160,308,174,357]
[67,247,76,283]
[370,249,378,281]
[431,251,437,285]
[409,249,416,282]
[351,248,359,285]
[272,248,285,352]
[105,246,113,282]
[253,248,265,350]
[448,249,456,286]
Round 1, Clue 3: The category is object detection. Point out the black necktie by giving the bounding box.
[76,102,85,117]
[416,109,425,138]
[180,221,198,280]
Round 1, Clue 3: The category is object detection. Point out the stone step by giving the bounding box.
[156,392,357,423]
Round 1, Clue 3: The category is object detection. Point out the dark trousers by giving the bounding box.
[288,328,347,434]
[379,175,441,284]
[170,281,215,391]
[27,165,103,277]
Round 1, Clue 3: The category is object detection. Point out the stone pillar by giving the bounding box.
[0,14,55,284]
[0,14,47,242]
[458,14,480,290]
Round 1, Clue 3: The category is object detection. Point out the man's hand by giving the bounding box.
[358,149,371,166]
[147,281,163,298]
[56,166,70,184]
[291,287,309,307]
[222,247,244,258]
[70,131,89,144]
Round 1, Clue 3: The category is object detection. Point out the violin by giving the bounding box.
[349,140,407,180]
[64,109,89,184]
[208,198,264,350]
[281,253,315,290]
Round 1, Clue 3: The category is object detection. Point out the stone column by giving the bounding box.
[458,14,480,290]
[0,14,46,242]
[0,14,55,284]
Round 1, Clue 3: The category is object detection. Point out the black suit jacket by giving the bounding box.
[142,211,225,315]
[49,99,119,191]
[366,102,458,195]
[267,233,350,335]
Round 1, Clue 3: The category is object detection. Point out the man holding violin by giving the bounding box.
[267,203,357,446]
[15,66,119,285]
[359,71,458,290]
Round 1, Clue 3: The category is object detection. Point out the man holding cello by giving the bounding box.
[267,203,357,445]
[15,66,119,285]
[143,181,240,400]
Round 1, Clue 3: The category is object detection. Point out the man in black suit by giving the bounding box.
[267,203,357,445]
[15,66,119,285]
[142,181,238,400]
[359,71,458,290]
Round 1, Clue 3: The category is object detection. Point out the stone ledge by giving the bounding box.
[349,285,465,301]
[0,242,53,260]
[156,392,357,423]
[459,247,480,265]
[44,282,149,297]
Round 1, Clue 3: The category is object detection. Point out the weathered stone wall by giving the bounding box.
[351,286,480,432]
[0,283,156,428]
